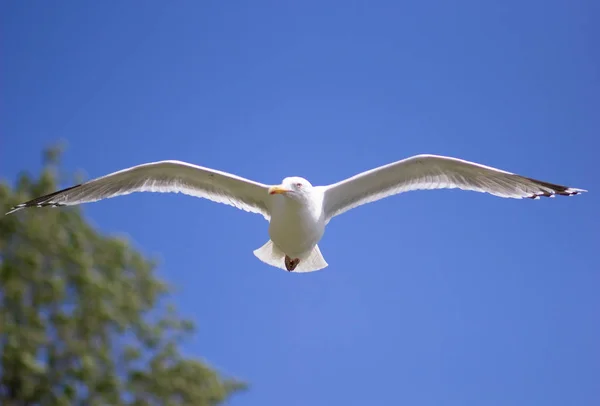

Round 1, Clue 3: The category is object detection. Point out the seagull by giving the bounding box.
[6,154,586,272]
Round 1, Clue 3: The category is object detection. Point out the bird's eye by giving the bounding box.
[295,183,303,188]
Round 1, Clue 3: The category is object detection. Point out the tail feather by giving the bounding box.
[296,244,328,272]
[253,240,328,273]
[252,240,287,270]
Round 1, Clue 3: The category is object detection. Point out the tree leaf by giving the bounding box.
[0,145,246,405]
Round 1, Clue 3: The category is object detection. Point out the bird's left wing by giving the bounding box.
[6,160,273,220]
[322,154,586,220]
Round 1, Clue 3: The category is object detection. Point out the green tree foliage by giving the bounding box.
[0,146,246,405]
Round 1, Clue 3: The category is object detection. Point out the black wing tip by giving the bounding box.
[5,201,68,215]
[520,175,587,200]
[4,183,82,215]
[524,186,587,200]
[5,205,25,215]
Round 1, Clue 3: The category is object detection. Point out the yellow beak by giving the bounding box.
[268,185,291,195]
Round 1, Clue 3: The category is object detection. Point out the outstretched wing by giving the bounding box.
[7,160,273,220]
[323,154,586,220]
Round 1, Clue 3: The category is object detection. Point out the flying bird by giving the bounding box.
[6,154,586,272]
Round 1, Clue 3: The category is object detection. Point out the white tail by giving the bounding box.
[253,240,329,273]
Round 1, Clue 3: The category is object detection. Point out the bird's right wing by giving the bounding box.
[322,154,586,220]
[7,160,273,220]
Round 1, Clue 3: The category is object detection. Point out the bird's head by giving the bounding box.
[268,177,313,201]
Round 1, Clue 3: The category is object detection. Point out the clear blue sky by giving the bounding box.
[1,1,598,405]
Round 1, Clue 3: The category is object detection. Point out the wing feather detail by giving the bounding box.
[6,160,272,220]
[323,154,586,220]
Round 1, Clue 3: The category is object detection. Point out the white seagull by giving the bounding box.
[6,154,586,272]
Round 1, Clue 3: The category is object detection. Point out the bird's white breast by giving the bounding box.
[268,194,325,258]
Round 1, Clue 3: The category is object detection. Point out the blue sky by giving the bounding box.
[1,1,598,405]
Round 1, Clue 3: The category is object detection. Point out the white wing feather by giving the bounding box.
[323,154,586,220]
[6,160,272,219]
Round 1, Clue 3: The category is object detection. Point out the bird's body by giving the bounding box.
[6,154,586,273]
[268,190,324,259]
